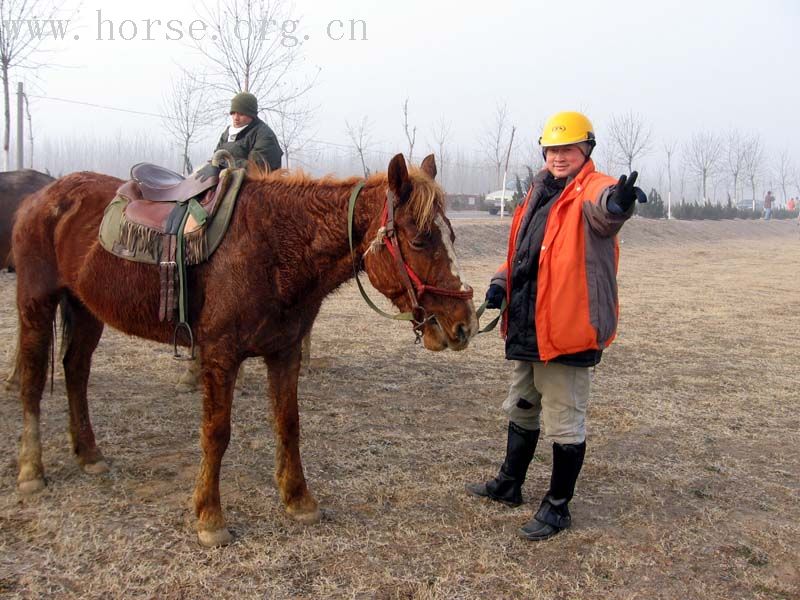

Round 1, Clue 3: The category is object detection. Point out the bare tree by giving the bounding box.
[521,131,545,175]
[0,0,67,170]
[774,149,792,206]
[595,141,621,177]
[793,166,800,200]
[482,102,514,188]
[22,89,32,167]
[742,135,763,211]
[430,115,450,190]
[345,117,372,178]
[273,98,314,168]
[663,139,678,218]
[684,132,723,203]
[194,0,318,118]
[679,161,687,205]
[162,70,216,175]
[725,131,746,205]
[607,111,652,172]
[401,97,417,163]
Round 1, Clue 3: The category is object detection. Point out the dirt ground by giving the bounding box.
[0,217,798,599]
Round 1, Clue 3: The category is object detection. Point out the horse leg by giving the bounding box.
[176,357,245,395]
[4,326,20,391]
[265,345,321,525]
[61,298,108,474]
[300,333,312,372]
[175,356,201,393]
[16,295,58,494]
[193,350,238,547]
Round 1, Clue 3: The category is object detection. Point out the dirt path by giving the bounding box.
[0,219,797,599]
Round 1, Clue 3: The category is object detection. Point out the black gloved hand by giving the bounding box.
[608,171,647,213]
[194,162,220,182]
[485,283,506,309]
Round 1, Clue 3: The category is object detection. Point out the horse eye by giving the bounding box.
[409,234,431,250]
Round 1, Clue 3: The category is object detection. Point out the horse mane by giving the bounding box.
[245,164,444,231]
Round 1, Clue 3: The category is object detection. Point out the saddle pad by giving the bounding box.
[99,167,246,265]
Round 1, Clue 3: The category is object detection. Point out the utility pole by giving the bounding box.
[499,126,516,219]
[16,83,23,171]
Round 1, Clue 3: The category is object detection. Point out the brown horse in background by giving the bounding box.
[2,170,55,389]
[12,153,477,546]
[0,169,55,271]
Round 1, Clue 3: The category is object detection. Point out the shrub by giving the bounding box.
[670,201,796,220]
[636,188,666,219]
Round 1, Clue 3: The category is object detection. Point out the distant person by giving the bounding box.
[466,111,643,541]
[763,190,774,220]
[787,197,796,212]
[197,92,283,179]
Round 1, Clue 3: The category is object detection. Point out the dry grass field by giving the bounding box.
[0,217,798,599]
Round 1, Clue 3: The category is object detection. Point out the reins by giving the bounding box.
[474,297,507,335]
[348,182,505,341]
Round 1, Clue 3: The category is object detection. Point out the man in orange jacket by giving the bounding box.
[467,111,643,540]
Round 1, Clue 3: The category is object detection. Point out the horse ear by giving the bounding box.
[387,153,410,202]
[420,154,437,180]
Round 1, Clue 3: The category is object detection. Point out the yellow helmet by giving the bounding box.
[539,111,596,155]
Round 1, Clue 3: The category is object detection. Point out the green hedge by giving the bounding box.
[672,201,798,220]
[637,193,800,220]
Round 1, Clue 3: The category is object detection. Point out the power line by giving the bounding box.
[28,94,167,119]
[27,92,507,173]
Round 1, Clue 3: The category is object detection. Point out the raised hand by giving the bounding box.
[609,171,647,212]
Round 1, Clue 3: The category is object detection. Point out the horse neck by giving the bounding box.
[236,175,388,300]
[310,178,388,296]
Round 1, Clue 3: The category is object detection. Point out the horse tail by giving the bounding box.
[58,294,74,363]
[42,294,73,395]
[5,293,73,394]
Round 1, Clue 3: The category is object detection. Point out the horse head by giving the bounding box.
[363,153,478,351]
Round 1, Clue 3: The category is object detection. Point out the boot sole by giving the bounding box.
[517,524,567,541]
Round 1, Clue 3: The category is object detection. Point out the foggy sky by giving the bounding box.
[13,0,800,192]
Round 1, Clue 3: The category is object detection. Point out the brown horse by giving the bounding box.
[0,169,55,271]
[13,153,477,546]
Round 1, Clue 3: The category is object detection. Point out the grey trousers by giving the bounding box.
[502,360,591,445]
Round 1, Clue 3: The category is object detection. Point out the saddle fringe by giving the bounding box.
[117,214,208,264]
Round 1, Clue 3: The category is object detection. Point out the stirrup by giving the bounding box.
[172,322,196,361]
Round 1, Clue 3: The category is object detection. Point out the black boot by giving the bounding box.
[519,441,586,540]
[466,422,539,507]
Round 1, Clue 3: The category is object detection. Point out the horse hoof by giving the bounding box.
[197,528,233,547]
[18,478,45,494]
[83,460,109,475]
[289,507,322,525]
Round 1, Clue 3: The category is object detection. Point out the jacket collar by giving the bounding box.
[227,116,261,140]
[572,159,597,186]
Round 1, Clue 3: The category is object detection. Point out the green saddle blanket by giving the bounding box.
[98,167,246,265]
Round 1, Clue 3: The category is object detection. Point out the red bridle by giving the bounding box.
[379,190,474,331]
[348,181,474,342]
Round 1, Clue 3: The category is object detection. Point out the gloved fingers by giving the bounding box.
[616,174,628,189]
[635,187,647,204]
[625,171,639,190]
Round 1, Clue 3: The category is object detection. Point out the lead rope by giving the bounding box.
[474,298,507,335]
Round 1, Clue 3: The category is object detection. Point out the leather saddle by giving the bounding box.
[128,163,218,203]
[117,164,223,233]
[104,151,240,357]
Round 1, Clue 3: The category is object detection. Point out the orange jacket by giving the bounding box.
[496,160,629,361]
